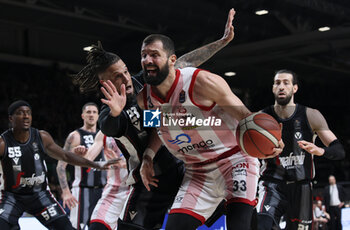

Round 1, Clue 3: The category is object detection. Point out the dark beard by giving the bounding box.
[275,94,292,106]
[143,62,169,86]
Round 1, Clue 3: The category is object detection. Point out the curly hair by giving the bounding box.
[72,41,120,93]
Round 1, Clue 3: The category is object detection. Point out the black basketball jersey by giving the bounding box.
[0,128,49,194]
[261,104,314,181]
[72,128,107,188]
[99,73,183,185]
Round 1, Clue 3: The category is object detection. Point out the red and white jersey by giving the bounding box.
[103,136,128,187]
[144,67,246,166]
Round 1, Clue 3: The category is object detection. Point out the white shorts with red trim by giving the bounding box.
[90,183,130,230]
[169,152,259,224]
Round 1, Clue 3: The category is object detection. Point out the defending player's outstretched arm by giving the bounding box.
[175,8,235,69]
[41,130,116,169]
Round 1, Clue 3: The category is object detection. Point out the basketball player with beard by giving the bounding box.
[72,8,238,230]
[256,69,345,230]
[127,33,283,230]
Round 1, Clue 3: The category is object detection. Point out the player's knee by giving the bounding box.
[165,213,201,230]
[226,202,254,230]
[117,218,145,230]
[257,214,274,230]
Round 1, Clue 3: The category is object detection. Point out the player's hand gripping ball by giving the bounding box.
[236,112,282,158]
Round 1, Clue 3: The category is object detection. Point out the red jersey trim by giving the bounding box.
[169,208,206,225]
[189,69,216,111]
[150,69,180,104]
[227,197,257,207]
[142,85,149,110]
[90,219,112,230]
[103,135,107,149]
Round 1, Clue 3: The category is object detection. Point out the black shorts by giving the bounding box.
[257,179,313,229]
[0,190,68,227]
[120,162,184,229]
[70,186,103,229]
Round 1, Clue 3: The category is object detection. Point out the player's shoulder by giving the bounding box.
[305,106,322,117]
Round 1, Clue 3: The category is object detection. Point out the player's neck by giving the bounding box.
[273,101,296,119]
[11,128,30,143]
[151,69,176,101]
[82,124,96,133]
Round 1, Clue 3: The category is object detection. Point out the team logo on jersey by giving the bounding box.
[129,211,138,220]
[32,142,39,152]
[264,205,271,211]
[0,208,4,215]
[168,134,191,145]
[295,132,302,139]
[143,109,161,127]
[179,90,186,103]
[34,153,40,160]
[167,134,215,154]
[279,152,305,169]
[13,165,21,171]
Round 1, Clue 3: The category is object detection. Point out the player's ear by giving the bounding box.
[169,54,177,65]
[293,84,298,93]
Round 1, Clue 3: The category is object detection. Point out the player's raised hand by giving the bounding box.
[221,8,236,44]
[100,80,127,117]
[104,148,127,169]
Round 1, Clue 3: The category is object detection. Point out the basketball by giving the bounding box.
[236,112,282,158]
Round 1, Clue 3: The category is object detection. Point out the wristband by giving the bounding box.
[323,139,345,160]
[144,148,156,160]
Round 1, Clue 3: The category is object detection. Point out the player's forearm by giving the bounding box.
[56,161,70,191]
[99,106,124,137]
[143,128,162,160]
[175,39,228,69]
[62,151,100,169]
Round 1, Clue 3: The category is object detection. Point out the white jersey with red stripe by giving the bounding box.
[144,67,260,223]
[88,136,130,230]
[144,67,250,166]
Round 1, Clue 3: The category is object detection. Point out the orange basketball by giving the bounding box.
[236,112,281,158]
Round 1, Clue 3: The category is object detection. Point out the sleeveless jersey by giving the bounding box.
[261,104,314,181]
[72,129,107,188]
[0,128,49,194]
[143,67,244,166]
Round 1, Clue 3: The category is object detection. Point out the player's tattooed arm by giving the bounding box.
[175,8,235,69]
[56,132,77,191]
[55,131,81,210]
